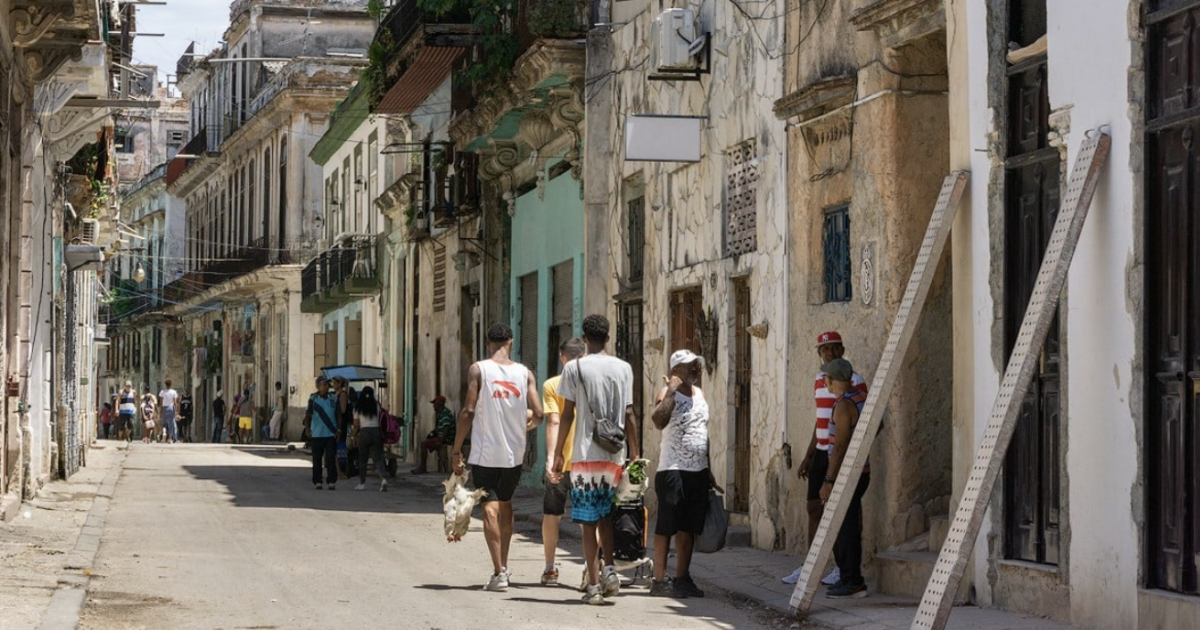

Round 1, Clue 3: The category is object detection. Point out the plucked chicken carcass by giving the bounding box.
[443,472,487,542]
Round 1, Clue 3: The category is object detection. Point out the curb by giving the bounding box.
[37,447,126,630]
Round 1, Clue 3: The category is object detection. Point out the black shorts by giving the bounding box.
[117,414,134,431]
[806,450,830,501]
[543,473,571,516]
[654,469,710,536]
[471,465,522,503]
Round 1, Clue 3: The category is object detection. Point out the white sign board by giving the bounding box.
[624,115,703,162]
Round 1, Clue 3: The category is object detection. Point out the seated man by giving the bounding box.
[413,395,455,474]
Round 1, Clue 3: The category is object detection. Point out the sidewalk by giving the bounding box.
[0,441,124,630]
[406,469,1082,630]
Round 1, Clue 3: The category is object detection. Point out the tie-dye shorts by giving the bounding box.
[569,460,624,524]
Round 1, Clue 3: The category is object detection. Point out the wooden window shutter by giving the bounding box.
[313,332,326,374]
[519,272,539,373]
[344,319,363,365]
[324,329,339,366]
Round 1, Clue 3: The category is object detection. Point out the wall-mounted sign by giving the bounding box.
[625,115,704,162]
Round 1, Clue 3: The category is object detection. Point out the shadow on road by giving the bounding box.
[181,463,445,515]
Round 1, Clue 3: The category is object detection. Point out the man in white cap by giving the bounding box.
[649,349,713,599]
[783,331,868,586]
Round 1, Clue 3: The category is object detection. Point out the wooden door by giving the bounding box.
[732,281,752,513]
[1146,0,1200,594]
[1002,59,1062,566]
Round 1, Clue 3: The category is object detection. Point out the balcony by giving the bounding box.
[301,236,382,314]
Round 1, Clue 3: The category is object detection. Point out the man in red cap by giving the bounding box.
[412,394,456,474]
[782,331,868,586]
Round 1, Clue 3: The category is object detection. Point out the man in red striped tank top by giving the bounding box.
[782,331,868,586]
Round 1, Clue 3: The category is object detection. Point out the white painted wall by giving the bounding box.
[949,1,1143,627]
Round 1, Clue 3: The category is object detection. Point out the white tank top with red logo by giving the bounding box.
[468,359,531,468]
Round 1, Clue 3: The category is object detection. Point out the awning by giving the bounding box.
[376,46,466,115]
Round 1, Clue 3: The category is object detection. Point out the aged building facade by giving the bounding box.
[947,0,1200,628]
[164,0,374,441]
[2,0,128,517]
[587,0,790,541]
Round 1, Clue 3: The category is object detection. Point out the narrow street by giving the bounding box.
[77,443,786,630]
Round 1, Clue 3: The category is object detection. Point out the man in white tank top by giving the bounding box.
[451,323,543,592]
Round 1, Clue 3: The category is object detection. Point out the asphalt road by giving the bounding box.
[79,444,788,630]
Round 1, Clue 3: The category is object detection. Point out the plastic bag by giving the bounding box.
[695,490,728,553]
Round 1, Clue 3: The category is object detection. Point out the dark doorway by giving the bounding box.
[1145,0,1200,595]
[1001,29,1061,565]
[732,280,752,513]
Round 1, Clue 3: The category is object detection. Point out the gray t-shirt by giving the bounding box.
[558,354,634,464]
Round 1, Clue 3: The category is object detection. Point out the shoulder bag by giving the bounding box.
[576,358,626,454]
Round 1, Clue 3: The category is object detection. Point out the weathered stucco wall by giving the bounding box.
[598,0,790,549]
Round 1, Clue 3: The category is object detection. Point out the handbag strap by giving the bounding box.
[574,357,592,416]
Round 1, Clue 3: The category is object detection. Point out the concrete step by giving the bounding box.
[726,524,752,547]
[876,550,938,598]
[875,549,969,602]
[929,514,950,552]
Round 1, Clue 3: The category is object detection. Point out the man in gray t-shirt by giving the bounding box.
[552,314,641,605]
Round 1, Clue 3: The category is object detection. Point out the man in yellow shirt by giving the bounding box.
[541,337,586,586]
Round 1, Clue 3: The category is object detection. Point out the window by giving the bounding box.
[822,205,852,302]
[725,139,759,256]
[115,129,134,154]
[616,300,644,436]
[433,243,446,312]
[627,195,645,284]
[169,130,185,143]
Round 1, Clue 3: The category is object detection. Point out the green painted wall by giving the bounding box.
[509,162,584,484]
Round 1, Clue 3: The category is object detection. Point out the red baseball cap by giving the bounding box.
[815,331,843,347]
[430,395,447,404]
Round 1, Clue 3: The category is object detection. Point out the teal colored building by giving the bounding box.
[509,159,584,484]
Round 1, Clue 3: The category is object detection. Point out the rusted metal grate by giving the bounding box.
[627,195,645,283]
[725,139,759,257]
[822,205,852,302]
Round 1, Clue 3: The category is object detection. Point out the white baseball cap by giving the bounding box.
[669,349,705,371]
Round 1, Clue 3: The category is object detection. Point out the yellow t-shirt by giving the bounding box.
[543,376,576,471]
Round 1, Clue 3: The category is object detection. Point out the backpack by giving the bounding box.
[381,405,402,445]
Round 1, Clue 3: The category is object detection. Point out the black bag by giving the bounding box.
[611,500,647,562]
[695,490,728,553]
[576,358,625,454]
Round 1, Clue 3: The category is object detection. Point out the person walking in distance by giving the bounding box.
[117,382,137,442]
[159,379,180,444]
[304,376,339,490]
[100,403,113,439]
[784,331,869,586]
[178,391,194,443]
[237,388,254,444]
[141,392,157,444]
[351,386,389,492]
[820,358,870,599]
[211,391,226,443]
[649,350,713,599]
[450,323,543,592]
[552,314,642,606]
[268,381,286,441]
[539,337,586,586]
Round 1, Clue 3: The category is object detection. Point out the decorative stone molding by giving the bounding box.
[449,40,585,149]
[849,0,945,50]
[46,107,111,163]
[480,139,524,180]
[374,172,419,222]
[11,1,75,48]
[517,110,556,154]
[773,75,856,122]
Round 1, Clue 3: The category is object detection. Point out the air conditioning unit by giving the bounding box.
[649,9,710,81]
[80,218,99,246]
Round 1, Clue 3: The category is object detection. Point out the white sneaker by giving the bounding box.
[582,584,605,605]
[781,567,802,584]
[314,483,323,490]
[380,480,388,492]
[327,483,336,491]
[602,570,621,597]
[484,572,509,592]
[821,567,841,586]
[354,484,366,491]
